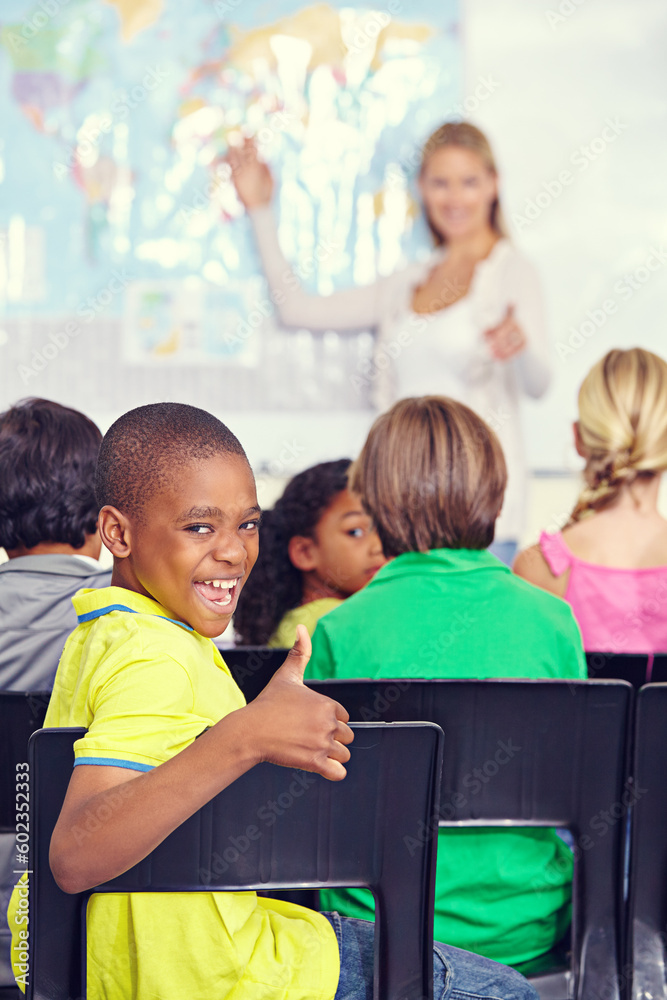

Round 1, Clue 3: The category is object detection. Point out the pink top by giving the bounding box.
[539,531,667,653]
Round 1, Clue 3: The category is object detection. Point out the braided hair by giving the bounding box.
[234,459,352,645]
[569,348,667,524]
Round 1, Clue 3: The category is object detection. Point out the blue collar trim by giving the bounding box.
[77,603,194,632]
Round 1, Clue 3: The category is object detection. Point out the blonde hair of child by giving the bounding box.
[569,348,667,524]
[349,395,506,556]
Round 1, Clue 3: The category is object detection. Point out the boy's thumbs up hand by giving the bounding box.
[244,625,354,781]
[277,624,312,683]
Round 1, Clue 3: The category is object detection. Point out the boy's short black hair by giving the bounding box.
[96,402,248,519]
[0,398,102,551]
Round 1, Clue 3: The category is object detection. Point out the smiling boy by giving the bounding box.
[8,403,538,1000]
[9,403,353,1000]
[95,412,260,637]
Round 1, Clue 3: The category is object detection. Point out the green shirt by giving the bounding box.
[308,548,586,966]
[268,598,343,648]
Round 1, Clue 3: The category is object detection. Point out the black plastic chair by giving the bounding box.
[0,693,50,999]
[645,653,667,683]
[308,678,633,1000]
[586,652,649,688]
[27,722,443,1000]
[0,692,50,834]
[220,647,289,702]
[626,683,667,1000]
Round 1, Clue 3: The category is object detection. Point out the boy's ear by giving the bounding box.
[98,505,132,559]
[288,535,318,573]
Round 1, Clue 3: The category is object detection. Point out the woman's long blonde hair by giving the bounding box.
[569,348,667,523]
[420,122,508,245]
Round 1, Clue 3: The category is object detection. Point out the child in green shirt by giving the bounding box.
[309,395,586,967]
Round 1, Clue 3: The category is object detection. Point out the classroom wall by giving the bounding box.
[232,0,667,477]
[1,0,665,480]
[464,0,667,472]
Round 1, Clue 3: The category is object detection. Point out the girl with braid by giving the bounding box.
[234,459,385,647]
[514,348,667,653]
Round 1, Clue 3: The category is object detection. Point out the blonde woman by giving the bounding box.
[228,122,551,564]
[514,348,667,653]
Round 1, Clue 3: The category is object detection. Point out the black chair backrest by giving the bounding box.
[586,652,649,688]
[627,683,667,1000]
[220,647,288,702]
[0,691,50,832]
[646,653,667,683]
[28,722,443,1000]
[308,678,633,1000]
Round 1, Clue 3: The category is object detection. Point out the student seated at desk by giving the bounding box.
[308,395,587,968]
[0,397,110,691]
[7,402,537,1000]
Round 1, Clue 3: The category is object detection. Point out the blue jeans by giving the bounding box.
[324,913,538,1000]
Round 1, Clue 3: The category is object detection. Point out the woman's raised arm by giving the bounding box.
[228,138,386,332]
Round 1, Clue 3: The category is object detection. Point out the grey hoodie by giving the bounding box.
[0,553,111,691]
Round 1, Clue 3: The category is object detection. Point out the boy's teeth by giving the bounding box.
[194,579,238,607]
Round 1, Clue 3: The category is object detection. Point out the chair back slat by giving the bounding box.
[647,654,667,684]
[28,722,443,1000]
[627,683,667,1000]
[218,647,288,703]
[308,678,633,1000]
[0,692,50,832]
[586,652,649,688]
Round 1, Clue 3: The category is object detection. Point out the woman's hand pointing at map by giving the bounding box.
[226,137,274,210]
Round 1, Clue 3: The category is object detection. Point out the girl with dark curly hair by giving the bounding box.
[234,459,385,647]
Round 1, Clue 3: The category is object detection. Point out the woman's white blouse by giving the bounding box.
[249,206,551,542]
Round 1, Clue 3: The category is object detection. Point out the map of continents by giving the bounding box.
[1,0,459,362]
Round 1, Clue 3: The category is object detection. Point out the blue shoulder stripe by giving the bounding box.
[77,604,138,622]
[76,604,193,631]
[74,757,155,772]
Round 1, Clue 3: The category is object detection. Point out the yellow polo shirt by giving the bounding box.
[9,586,338,1000]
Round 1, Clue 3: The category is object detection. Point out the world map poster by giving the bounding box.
[0,0,460,417]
